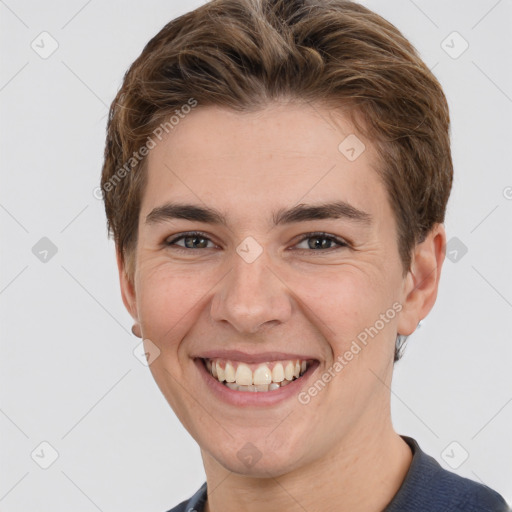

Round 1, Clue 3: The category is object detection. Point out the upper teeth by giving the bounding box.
[205,358,309,385]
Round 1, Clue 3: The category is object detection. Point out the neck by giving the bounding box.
[201,421,413,512]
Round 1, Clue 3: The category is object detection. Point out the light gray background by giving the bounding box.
[1,0,511,510]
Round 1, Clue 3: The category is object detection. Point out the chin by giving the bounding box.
[202,435,306,478]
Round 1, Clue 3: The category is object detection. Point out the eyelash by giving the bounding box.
[164,231,349,253]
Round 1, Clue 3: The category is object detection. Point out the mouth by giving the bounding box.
[199,357,317,392]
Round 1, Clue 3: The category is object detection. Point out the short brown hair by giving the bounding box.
[101,0,453,360]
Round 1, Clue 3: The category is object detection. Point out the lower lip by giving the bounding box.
[194,357,320,407]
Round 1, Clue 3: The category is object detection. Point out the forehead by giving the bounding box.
[141,103,389,225]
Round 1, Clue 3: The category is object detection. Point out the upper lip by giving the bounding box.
[194,350,318,364]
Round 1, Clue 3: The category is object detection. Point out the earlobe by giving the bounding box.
[397,224,446,336]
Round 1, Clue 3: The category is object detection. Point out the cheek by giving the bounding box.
[290,265,389,339]
[136,264,213,347]
[290,265,400,384]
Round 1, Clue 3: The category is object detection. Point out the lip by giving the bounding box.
[194,357,320,407]
[193,349,319,364]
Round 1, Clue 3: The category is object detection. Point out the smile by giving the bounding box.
[202,358,313,392]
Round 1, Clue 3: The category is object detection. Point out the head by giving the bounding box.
[101,0,451,477]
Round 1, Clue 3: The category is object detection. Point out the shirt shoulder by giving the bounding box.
[163,498,188,512]
[163,482,207,512]
[385,436,511,512]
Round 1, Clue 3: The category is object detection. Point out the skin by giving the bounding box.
[118,102,446,512]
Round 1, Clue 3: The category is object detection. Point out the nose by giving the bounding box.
[210,249,293,334]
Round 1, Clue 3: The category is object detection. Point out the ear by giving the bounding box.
[116,247,139,323]
[397,224,446,336]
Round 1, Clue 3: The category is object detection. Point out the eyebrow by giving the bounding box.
[145,201,372,227]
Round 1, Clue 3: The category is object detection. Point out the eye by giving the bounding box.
[165,231,217,250]
[294,232,348,251]
[164,231,349,253]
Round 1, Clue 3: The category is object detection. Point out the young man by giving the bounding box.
[100,0,511,510]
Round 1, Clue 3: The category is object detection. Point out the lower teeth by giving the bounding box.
[222,378,298,392]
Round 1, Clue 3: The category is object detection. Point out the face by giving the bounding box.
[119,102,442,477]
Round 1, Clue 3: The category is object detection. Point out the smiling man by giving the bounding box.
[100,1,511,511]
